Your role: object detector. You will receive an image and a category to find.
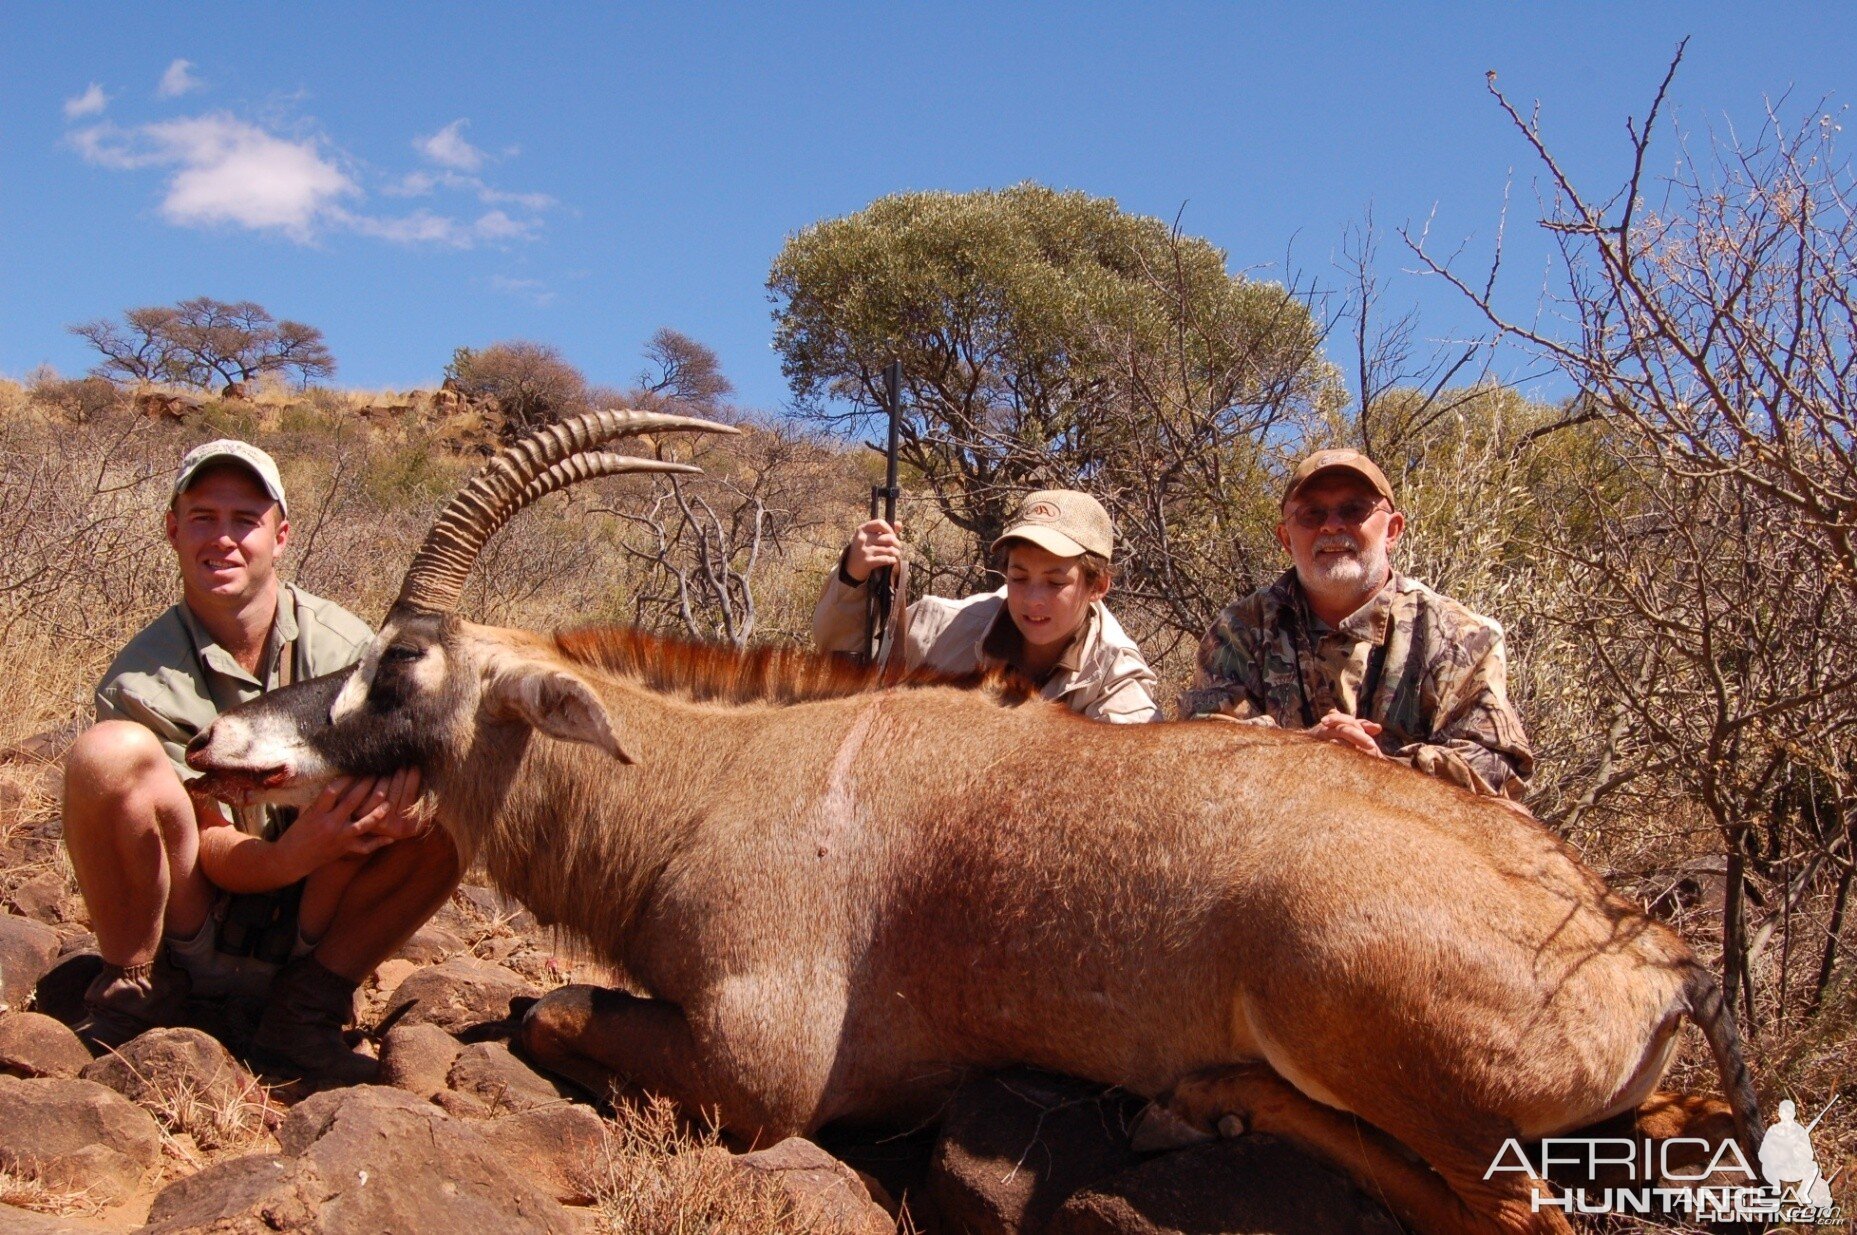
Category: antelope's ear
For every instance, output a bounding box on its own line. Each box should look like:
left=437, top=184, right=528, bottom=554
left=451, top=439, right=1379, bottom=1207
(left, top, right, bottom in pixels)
left=486, top=662, right=632, bottom=764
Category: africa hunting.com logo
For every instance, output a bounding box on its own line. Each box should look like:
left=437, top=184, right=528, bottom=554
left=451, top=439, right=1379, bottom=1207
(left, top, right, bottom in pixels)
left=1484, top=1095, right=1846, bottom=1226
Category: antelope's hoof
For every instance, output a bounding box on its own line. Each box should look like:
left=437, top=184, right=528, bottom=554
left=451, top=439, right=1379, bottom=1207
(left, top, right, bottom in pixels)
left=1130, top=1102, right=1216, bottom=1153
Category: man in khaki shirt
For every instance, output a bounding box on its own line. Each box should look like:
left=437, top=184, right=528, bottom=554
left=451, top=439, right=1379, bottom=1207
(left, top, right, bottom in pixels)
left=813, top=489, right=1160, bottom=723
left=62, top=441, right=458, bottom=1077
left=1179, top=450, right=1534, bottom=800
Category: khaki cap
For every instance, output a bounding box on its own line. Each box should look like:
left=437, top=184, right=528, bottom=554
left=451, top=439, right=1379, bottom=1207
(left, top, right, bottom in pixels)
left=990, top=489, right=1114, bottom=561
left=173, top=440, right=289, bottom=517
left=1282, top=449, right=1394, bottom=509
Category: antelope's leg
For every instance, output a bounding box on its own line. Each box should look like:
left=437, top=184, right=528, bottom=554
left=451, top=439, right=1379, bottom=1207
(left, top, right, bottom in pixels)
left=518, top=984, right=696, bottom=1101
left=521, top=982, right=777, bottom=1122
left=1157, top=1063, right=1574, bottom=1235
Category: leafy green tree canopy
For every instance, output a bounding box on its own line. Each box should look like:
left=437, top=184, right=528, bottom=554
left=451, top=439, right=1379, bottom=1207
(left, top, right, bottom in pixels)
left=769, top=182, right=1336, bottom=596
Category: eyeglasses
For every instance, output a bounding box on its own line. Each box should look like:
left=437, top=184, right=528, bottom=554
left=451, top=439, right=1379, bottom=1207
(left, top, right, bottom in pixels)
left=1286, top=498, right=1388, bottom=530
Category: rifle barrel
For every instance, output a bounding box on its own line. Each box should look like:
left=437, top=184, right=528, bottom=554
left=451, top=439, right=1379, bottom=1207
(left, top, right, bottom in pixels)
left=882, top=360, right=902, bottom=523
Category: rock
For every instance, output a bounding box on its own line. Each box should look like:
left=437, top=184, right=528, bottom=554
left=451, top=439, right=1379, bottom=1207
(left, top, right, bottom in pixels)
left=141, top=1153, right=322, bottom=1234
left=267, top=1084, right=575, bottom=1233
left=367, top=957, right=418, bottom=1000
left=0, top=913, right=61, bottom=1012
left=7, top=872, right=69, bottom=925
left=445, top=1040, right=575, bottom=1114
left=31, top=950, right=101, bottom=1025
left=730, top=1137, right=895, bottom=1235
left=433, top=1086, right=493, bottom=1118
left=930, top=1069, right=1145, bottom=1234
left=1049, top=1137, right=1402, bottom=1235
left=392, top=919, right=466, bottom=964
left=0, top=1076, right=162, bottom=1202
left=380, top=955, right=537, bottom=1035
left=377, top=1020, right=462, bottom=1099
left=1, top=721, right=82, bottom=764
left=80, top=1026, right=258, bottom=1114
left=0, top=1012, right=92, bottom=1078
left=456, top=883, right=537, bottom=929
left=133, top=391, right=203, bottom=421
left=483, top=1103, right=606, bottom=1202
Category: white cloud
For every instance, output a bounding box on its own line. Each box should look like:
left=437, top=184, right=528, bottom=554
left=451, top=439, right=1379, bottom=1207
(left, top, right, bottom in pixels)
left=417, top=119, right=485, bottom=172
left=70, top=108, right=552, bottom=249
left=339, top=207, right=539, bottom=248
left=63, top=84, right=109, bottom=119
left=158, top=59, right=203, bottom=98
left=71, top=113, right=356, bottom=240
left=385, top=167, right=555, bottom=212
left=340, top=208, right=471, bottom=245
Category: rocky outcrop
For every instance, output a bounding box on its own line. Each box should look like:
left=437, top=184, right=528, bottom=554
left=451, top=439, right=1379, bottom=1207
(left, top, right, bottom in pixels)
left=80, top=1026, right=258, bottom=1114
left=142, top=1084, right=577, bottom=1234
left=379, top=955, right=537, bottom=1035
left=0, top=1012, right=92, bottom=1079
left=0, top=1076, right=162, bottom=1202
left=0, top=912, right=61, bottom=1012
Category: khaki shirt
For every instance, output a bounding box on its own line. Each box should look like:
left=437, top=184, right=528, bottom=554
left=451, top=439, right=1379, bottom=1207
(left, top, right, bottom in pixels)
left=1179, top=569, right=1534, bottom=799
left=95, top=585, right=374, bottom=829
left=812, top=574, right=1161, bottom=723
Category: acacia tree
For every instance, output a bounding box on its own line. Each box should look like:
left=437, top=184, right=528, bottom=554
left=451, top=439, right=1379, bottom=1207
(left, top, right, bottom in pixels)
left=70, top=297, right=334, bottom=390
left=769, top=184, right=1338, bottom=615
left=635, top=327, right=734, bottom=413
left=1411, top=47, right=1857, bottom=1028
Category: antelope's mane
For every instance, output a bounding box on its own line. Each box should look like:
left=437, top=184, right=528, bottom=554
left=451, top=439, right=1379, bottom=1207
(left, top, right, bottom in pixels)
left=552, top=625, right=1034, bottom=709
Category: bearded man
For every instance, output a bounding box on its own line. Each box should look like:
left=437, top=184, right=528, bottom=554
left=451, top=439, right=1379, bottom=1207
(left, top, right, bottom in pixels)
left=1179, top=449, right=1533, bottom=802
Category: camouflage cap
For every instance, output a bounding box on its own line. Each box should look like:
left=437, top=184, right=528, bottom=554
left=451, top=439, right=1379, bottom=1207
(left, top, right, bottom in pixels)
left=1282, top=449, right=1395, bottom=510
left=172, top=439, right=288, bottom=518
left=990, top=489, right=1114, bottom=561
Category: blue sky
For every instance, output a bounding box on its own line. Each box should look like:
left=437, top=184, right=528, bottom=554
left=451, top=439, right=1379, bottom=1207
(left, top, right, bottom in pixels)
left=3, top=4, right=1851, bottom=413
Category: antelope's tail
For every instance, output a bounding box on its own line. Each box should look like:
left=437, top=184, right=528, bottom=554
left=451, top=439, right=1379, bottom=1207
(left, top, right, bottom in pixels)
left=1683, top=961, right=1763, bottom=1165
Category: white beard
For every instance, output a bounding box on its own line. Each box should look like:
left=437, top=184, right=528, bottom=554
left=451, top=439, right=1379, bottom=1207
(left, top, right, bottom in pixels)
left=1304, top=537, right=1388, bottom=599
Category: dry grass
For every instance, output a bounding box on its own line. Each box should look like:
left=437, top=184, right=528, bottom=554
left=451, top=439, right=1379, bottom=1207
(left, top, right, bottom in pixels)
left=87, top=1043, right=282, bottom=1180
left=142, top=1072, right=280, bottom=1165
left=0, top=1163, right=110, bottom=1218
left=572, top=1094, right=892, bottom=1235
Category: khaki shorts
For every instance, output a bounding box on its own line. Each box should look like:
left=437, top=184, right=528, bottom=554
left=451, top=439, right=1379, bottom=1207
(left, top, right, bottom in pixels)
left=166, top=899, right=312, bottom=1000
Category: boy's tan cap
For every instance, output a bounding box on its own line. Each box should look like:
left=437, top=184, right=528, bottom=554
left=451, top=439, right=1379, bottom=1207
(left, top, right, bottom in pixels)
left=1282, top=449, right=1394, bottom=509
left=989, top=489, right=1114, bottom=561
left=173, top=439, right=289, bottom=517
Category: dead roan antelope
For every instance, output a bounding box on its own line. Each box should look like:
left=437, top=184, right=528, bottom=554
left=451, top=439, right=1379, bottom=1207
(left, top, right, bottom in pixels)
left=187, top=411, right=1760, bottom=1235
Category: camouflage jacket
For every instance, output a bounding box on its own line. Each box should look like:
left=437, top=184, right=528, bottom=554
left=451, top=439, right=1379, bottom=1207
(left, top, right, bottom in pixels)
left=1178, top=569, right=1534, bottom=799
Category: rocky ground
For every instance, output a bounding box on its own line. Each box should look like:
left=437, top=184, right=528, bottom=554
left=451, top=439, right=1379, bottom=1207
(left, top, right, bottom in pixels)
left=0, top=752, right=1401, bottom=1234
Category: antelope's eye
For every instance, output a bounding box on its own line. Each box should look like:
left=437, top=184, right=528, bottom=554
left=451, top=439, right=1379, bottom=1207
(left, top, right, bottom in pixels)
left=382, top=645, right=423, bottom=664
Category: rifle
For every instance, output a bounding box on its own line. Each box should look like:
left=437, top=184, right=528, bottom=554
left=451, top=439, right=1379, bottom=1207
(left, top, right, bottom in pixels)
left=864, top=360, right=904, bottom=668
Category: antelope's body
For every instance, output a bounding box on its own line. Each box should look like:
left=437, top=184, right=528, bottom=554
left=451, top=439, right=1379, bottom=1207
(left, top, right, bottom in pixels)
left=186, top=412, right=1760, bottom=1235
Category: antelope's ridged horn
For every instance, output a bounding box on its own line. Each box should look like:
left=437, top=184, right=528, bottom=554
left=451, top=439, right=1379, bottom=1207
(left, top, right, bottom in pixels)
left=517, top=452, right=701, bottom=507
left=393, top=409, right=738, bottom=617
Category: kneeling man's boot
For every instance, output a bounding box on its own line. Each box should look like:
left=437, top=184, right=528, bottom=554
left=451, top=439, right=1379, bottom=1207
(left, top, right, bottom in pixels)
left=251, top=956, right=378, bottom=1084
left=73, top=951, right=190, bottom=1053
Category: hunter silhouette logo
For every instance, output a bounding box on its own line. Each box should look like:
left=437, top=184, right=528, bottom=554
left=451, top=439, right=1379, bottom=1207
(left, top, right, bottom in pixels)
left=1026, top=501, right=1060, bottom=520
left=1760, top=1097, right=1839, bottom=1210
left=1483, top=1093, right=1845, bottom=1224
